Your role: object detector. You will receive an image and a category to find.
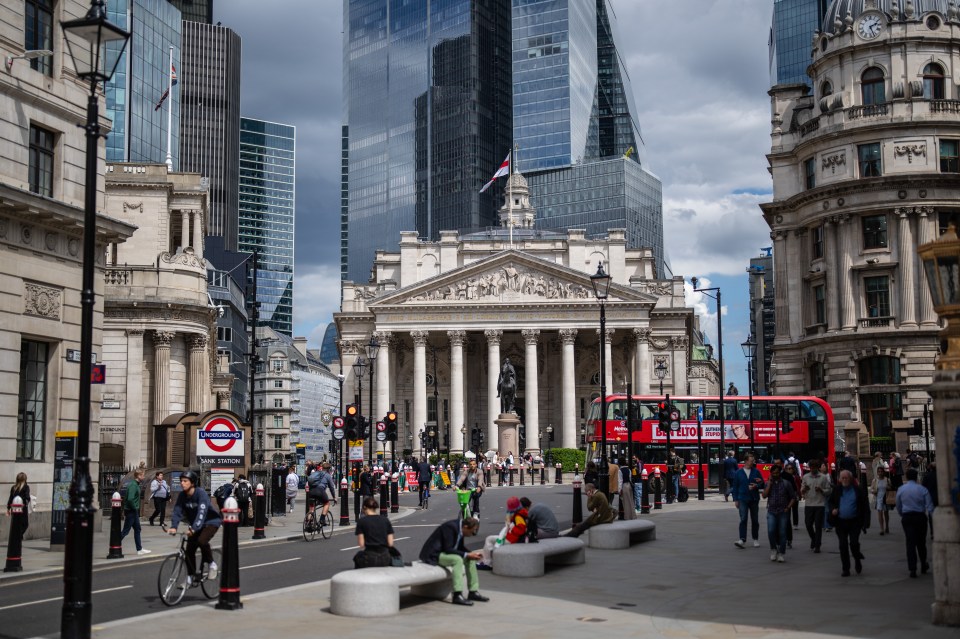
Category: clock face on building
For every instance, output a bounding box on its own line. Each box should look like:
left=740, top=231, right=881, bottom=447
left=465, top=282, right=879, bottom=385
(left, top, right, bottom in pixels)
left=857, top=14, right=883, bottom=40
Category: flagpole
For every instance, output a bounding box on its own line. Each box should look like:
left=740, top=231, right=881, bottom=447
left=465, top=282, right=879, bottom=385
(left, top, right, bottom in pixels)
left=165, top=46, right=174, bottom=171
left=509, top=144, right=516, bottom=249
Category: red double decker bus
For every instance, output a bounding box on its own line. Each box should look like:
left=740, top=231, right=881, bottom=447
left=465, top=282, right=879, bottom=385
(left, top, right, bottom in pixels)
left=586, top=394, right=836, bottom=486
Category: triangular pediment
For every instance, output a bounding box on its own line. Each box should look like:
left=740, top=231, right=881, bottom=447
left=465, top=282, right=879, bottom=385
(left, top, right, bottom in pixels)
left=369, top=251, right=657, bottom=308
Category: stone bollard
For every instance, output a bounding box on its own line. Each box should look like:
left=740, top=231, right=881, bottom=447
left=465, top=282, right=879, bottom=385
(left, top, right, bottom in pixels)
left=340, top=478, right=351, bottom=526
left=216, top=496, right=243, bottom=610
left=379, top=475, right=389, bottom=516
left=107, top=491, right=123, bottom=558
left=572, top=477, right=583, bottom=526
left=390, top=472, right=399, bottom=514
left=252, top=484, right=266, bottom=539
left=540, top=462, right=546, bottom=485
left=509, top=464, right=515, bottom=486
left=4, top=496, right=25, bottom=572
left=653, top=467, right=663, bottom=510
left=641, top=469, right=651, bottom=514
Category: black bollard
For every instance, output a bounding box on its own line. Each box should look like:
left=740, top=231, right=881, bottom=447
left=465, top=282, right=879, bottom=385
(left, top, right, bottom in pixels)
left=571, top=478, right=583, bottom=526
left=555, top=463, right=562, bottom=484
left=641, top=470, right=651, bottom=514
left=390, top=472, right=399, bottom=514
left=216, top=497, right=243, bottom=610
left=353, top=482, right=361, bottom=521
left=106, top=491, right=123, bottom=558
left=498, top=465, right=504, bottom=487
left=4, top=496, right=25, bottom=572
left=540, top=462, right=546, bottom=485
left=339, top=478, right=350, bottom=526
left=653, top=470, right=663, bottom=510
left=379, top=475, right=389, bottom=516
left=252, top=484, right=266, bottom=540
left=520, top=462, right=525, bottom=486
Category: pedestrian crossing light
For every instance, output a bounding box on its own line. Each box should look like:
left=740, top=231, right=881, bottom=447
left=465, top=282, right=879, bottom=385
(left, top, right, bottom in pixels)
left=345, top=404, right=359, bottom=439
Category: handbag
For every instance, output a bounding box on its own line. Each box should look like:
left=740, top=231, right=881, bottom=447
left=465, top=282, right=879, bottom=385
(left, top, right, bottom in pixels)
left=884, top=491, right=896, bottom=507
left=388, top=546, right=405, bottom=568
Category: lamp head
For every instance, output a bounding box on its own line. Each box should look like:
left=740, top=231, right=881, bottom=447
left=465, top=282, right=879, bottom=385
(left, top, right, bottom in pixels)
left=690, top=276, right=699, bottom=289
left=60, top=0, right=130, bottom=84
left=590, top=261, right=611, bottom=300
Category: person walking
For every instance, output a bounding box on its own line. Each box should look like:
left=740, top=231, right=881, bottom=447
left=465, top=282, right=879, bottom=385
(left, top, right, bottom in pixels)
left=763, top=464, right=797, bottom=562
left=419, top=517, right=489, bottom=606
left=921, top=462, right=938, bottom=540
left=895, top=468, right=935, bottom=578
left=869, top=466, right=891, bottom=535
left=456, top=458, right=486, bottom=517
left=285, top=466, right=300, bottom=513
left=120, top=468, right=150, bottom=555
left=731, top=453, right=764, bottom=549
left=782, top=462, right=802, bottom=547
left=417, top=457, right=432, bottom=508
left=666, top=448, right=685, bottom=504
left=828, top=470, right=870, bottom=577
left=801, top=458, right=832, bottom=553
left=233, top=474, right=252, bottom=526
left=631, top=455, right=644, bottom=513
left=6, top=472, right=31, bottom=542
left=148, top=471, right=170, bottom=527
left=722, top=450, right=738, bottom=502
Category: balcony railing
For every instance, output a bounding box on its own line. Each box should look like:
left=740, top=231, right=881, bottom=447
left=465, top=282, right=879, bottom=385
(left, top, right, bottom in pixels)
left=859, top=315, right=894, bottom=329
left=930, top=99, right=960, bottom=114
left=846, top=103, right=889, bottom=120
left=105, top=268, right=131, bottom=285
left=799, top=117, right=820, bottom=137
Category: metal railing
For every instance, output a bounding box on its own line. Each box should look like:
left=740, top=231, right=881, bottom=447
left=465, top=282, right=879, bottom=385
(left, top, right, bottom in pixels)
left=859, top=315, right=894, bottom=328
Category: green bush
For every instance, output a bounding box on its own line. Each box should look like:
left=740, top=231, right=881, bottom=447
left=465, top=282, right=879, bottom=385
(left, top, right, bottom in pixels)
left=549, top=448, right=585, bottom=471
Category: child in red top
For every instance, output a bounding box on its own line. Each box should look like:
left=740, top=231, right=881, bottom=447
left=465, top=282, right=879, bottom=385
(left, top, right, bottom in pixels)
left=478, top=496, right=529, bottom=569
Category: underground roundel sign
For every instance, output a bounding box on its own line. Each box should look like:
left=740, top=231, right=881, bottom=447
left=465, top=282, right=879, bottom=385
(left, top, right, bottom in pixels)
left=196, top=415, right=245, bottom=466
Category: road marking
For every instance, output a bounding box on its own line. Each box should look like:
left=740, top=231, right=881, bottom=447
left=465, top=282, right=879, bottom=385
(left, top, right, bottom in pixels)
left=340, top=536, right=410, bottom=552
left=240, top=557, right=301, bottom=570
left=0, top=585, right=131, bottom=611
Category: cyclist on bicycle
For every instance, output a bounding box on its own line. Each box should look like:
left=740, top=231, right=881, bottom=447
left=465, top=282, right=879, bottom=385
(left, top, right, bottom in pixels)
left=166, top=470, right=220, bottom=584
left=456, top=458, right=486, bottom=517
left=306, top=462, right=338, bottom=525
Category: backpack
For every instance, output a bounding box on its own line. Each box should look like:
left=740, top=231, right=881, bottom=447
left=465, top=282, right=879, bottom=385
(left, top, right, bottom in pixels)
left=234, top=481, right=251, bottom=502
left=213, top=483, right=232, bottom=507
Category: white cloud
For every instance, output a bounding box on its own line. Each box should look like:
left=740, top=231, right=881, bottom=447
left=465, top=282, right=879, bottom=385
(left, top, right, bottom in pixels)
left=684, top=277, right=729, bottom=348
left=292, top=263, right=342, bottom=347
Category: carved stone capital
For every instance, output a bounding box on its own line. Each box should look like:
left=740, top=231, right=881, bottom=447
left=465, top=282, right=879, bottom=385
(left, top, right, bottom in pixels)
left=338, top=339, right=361, bottom=355
left=126, top=328, right=145, bottom=337
left=372, top=331, right=393, bottom=349
left=671, top=335, right=689, bottom=350
left=411, top=330, right=429, bottom=347
left=633, top=327, right=652, bottom=343
left=521, top=329, right=540, bottom=344
left=484, top=329, right=503, bottom=345
left=559, top=328, right=578, bottom=345
left=447, top=330, right=467, bottom=347
left=153, top=331, right=175, bottom=348
left=188, top=333, right=209, bottom=351
left=595, top=327, right=615, bottom=341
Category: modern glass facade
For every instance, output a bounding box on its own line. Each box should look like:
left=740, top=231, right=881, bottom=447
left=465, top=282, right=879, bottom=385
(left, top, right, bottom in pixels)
left=769, top=0, right=828, bottom=87
left=105, top=0, right=182, bottom=167
left=342, top=0, right=513, bottom=282
left=238, top=117, right=296, bottom=337
left=166, top=0, right=213, bottom=24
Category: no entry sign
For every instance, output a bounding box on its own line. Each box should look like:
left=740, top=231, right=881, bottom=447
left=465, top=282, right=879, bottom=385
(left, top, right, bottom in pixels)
left=196, top=415, right=245, bottom=466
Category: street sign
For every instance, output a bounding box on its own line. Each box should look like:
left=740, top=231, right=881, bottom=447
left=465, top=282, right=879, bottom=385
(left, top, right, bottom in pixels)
left=333, top=428, right=345, bottom=440
left=376, top=421, right=386, bottom=432
left=697, top=405, right=704, bottom=422
left=333, top=416, right=344, bottom=429
left=376, top=431, right=387, bottom=442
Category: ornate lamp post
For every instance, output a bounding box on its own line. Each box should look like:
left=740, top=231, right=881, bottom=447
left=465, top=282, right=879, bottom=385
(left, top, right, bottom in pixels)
left=918, top=224, right=960, bottom=626
left=591, top=261, right=612, bottom=499
left=460, top=424, right=467, bottom=458
left=654, top=358, right=668, bottom=395
left=59, top=3, right=130, bottom=637
left=741, top=338, right=757, bottom=454
left=352, top=357, right=366, bottom=473
left=545, top=425, right=554, bottom=464
left=365, top=336, right=380, bottom=463
left=691, top=277, right=725, bottom=486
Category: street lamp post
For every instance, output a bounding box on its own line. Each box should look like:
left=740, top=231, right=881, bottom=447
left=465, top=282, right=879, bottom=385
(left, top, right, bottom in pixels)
left=591, top=262, right=612, bottom=500
left=352, top=357, right=366, bottom=477
left=337, top=373, right=345, bottom=478
left=365, top=336, right=380, bottom=464
left=546, top=425, right=554, bottom=464
left=654, top=359, right=667, bottom=395
left=742, top=338, right=757, bottom=455
left=460, top=425, right=467, bottom=460
left=691, top=277, right=725, bottom=491
left=59, top=3, right=130, bottom=637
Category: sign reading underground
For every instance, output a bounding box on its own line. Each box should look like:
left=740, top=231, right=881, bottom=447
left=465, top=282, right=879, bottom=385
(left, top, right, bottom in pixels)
left=196, top=415, right=246, bottom=466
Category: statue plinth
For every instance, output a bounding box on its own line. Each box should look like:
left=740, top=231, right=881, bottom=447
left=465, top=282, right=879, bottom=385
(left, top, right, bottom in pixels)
left=495, top=412, right=521, bottom=458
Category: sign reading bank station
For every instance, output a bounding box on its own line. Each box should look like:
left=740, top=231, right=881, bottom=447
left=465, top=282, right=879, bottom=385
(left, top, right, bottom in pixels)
left=196, top=414, right=245, bottom=466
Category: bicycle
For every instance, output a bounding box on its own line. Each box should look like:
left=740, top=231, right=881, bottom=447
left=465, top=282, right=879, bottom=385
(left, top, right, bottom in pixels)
left=302, top=497, right=335, bottom=541
left=455, top=487, right=476, bottom=520
left=157, top=530, right=221, bottom=606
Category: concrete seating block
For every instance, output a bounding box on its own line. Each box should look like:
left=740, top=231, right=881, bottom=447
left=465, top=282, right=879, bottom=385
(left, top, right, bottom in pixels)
left=491, top=537, right=585, bottom=578
left=586, top=519, right=656, bottom=549
left=330, top=562, right=450, bottom=617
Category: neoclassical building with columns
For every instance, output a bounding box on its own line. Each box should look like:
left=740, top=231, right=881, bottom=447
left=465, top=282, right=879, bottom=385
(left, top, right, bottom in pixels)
left=336, top=172, right=706, bottom=456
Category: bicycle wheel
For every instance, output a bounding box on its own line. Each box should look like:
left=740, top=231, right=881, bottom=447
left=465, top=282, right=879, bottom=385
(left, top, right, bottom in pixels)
left=303, top=511, right=318, bottom=542
left=201, top=548, right=222, bottom=599
left=320, top=510, right=334, bottom=539
left=158, top=554, right=188, bottom=606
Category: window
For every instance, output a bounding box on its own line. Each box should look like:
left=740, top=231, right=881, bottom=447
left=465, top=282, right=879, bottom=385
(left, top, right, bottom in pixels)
left=862, top=215, right=888, bottom=249
left=859, top=356, right=901, bottom=385
left=812, top=225, right=824, bottom=259
left=274, top=415, right=283, bottom=429
left=17, top=340, right=48, bottom=461
left=272, top=359, right=283, bottom=373
left=273, top=435, right=283, bottom=449
left=809, top=362, right=826, bottom=390
left=860, top=392, right=902, bottom=437
left=29, top=125, right=55, bottom=197
left=858, top=143, right=882, bottom=177
left=274, top=398, right=283, bottom=408
left=814, top=285, right=826, bottom=324
left=864, top=276, right=891, bottom=317
left=216, top=326, right=232, bottom=342
left=804, top=157, right=816, bottom=189
left=861, top=67, right=885, bottom=105
left=427, top=396, right=437, bottom=423
left=940, top=140, right=959, bottom=172
left=25, top=0, right=54, bottom=76
left=820, top=80, right=833, bottom=98
left=923, top=63, right=946, bottom=99
left=273, top=379, right=283, bottom=388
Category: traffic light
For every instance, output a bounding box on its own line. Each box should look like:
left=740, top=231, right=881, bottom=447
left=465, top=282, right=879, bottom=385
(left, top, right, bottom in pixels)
left=658, top=401, right=669, bottom=433
left=362, top=416, right=371, bottom=438
left=345, top=404, right=359, bottom=439
left=385, top=410, right=398, bottom=441
left=781, top=417, right=793, bottom=434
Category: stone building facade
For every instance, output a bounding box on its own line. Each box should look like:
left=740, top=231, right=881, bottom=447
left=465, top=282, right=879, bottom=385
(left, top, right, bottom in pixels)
left=761, top=0, right=952, bottom=448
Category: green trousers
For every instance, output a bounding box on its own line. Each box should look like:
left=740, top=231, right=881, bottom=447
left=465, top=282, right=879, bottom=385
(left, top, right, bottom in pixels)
left=438, top=552, right=479, bottom=594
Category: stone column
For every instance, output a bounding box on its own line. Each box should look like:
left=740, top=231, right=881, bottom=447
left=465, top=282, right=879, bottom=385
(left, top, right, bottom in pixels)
left=824, top=218, right=840, bottom=331
left=788, top=229, right=806, bottom=339
left=604, top=328, right=614, bottom=394
left=411, top=331, right=428, bottom=457
left=897, top=208, right=918, bottom=327
left=839, top=215, right=857, bottom=330
left=192, top=210, right=203, bottom=258
left=772, top=230, right=790, bottom=341
left=560, top=329, right=577, bottom=449
left=448, top=330, right=466, bottom=454
left=634, top=328, right=650, bottom=394
left=672, top=336, right=689, bottom=395
left=188, top=333, right=209, bottom=413
left=180, top=210, right=189, bottom=250
left=485, top=329, right=502, bottom=447
left=522, top=329, right=540, bottom=453
left=124, top=329, right=144, bottom=468
left=374, top=331, right=391, bottom=419
left=918, top=207, right=939, bottom=326
left=152, top=331, right=174, bottom=425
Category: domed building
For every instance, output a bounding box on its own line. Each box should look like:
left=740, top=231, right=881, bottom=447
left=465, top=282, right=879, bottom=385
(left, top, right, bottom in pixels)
left=761, top=0, right=956, bottom=452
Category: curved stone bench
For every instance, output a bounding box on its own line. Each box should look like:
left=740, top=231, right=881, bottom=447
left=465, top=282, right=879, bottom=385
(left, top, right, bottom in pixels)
left=491, top=537, right=585, bottom=578
left=330, top=562, right=450, bottom=617
left=585, top=519, right=656, bottom=549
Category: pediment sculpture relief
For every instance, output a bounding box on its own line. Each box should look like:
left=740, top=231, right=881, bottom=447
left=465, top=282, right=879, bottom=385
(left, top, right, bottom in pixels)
left=409, top=263, right=593, bottom=302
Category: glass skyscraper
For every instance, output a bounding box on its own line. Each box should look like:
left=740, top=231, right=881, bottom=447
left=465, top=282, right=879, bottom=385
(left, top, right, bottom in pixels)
left=342, top=0, right=513, bottom=282
left=769, top=0, right=829, bottom=87
left=238, top=117, right=296, bottom=337
left=167, top=0, right=213, bottom=24
left=104, top=0, right=182, bottom=167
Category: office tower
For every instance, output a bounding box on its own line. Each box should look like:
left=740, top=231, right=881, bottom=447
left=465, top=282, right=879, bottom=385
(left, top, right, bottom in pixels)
left=180, top=20, right=241, bottom=250
left=238, top=117, right=296, bottom=337
left=515, top=0, right=665, bottom=275
left=769, top=0, right=829, bottom=86
left=104, top=0, right=182, bottom=166
left=167, top=0, right=213, bottom=24
left=747, top=249, right=774, bottom=395
left=342, top=0, right=512, bottom=282
left=206, top=236, right=251, bottom=417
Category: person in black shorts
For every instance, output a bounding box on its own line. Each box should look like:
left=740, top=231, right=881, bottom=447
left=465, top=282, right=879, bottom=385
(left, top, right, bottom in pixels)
left=353, top=497, right=395, bottom=568
left=306, top=462, right=338, bottom=524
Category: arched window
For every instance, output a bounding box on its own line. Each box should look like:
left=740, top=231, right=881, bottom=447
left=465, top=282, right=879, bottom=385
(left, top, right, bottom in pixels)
left=861, top=67, right=886, bottom=105
left=820, top=80, right=833, bottom=99
left=923, top=62, right=945, bottom=99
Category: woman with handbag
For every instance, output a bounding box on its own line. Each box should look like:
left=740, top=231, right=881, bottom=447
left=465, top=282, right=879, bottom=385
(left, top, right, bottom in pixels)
left=6, top=472, right=31, bottom=540
left=871, top=467, right=893, bottom=534
left=353, top=497, right=396, bottom=568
